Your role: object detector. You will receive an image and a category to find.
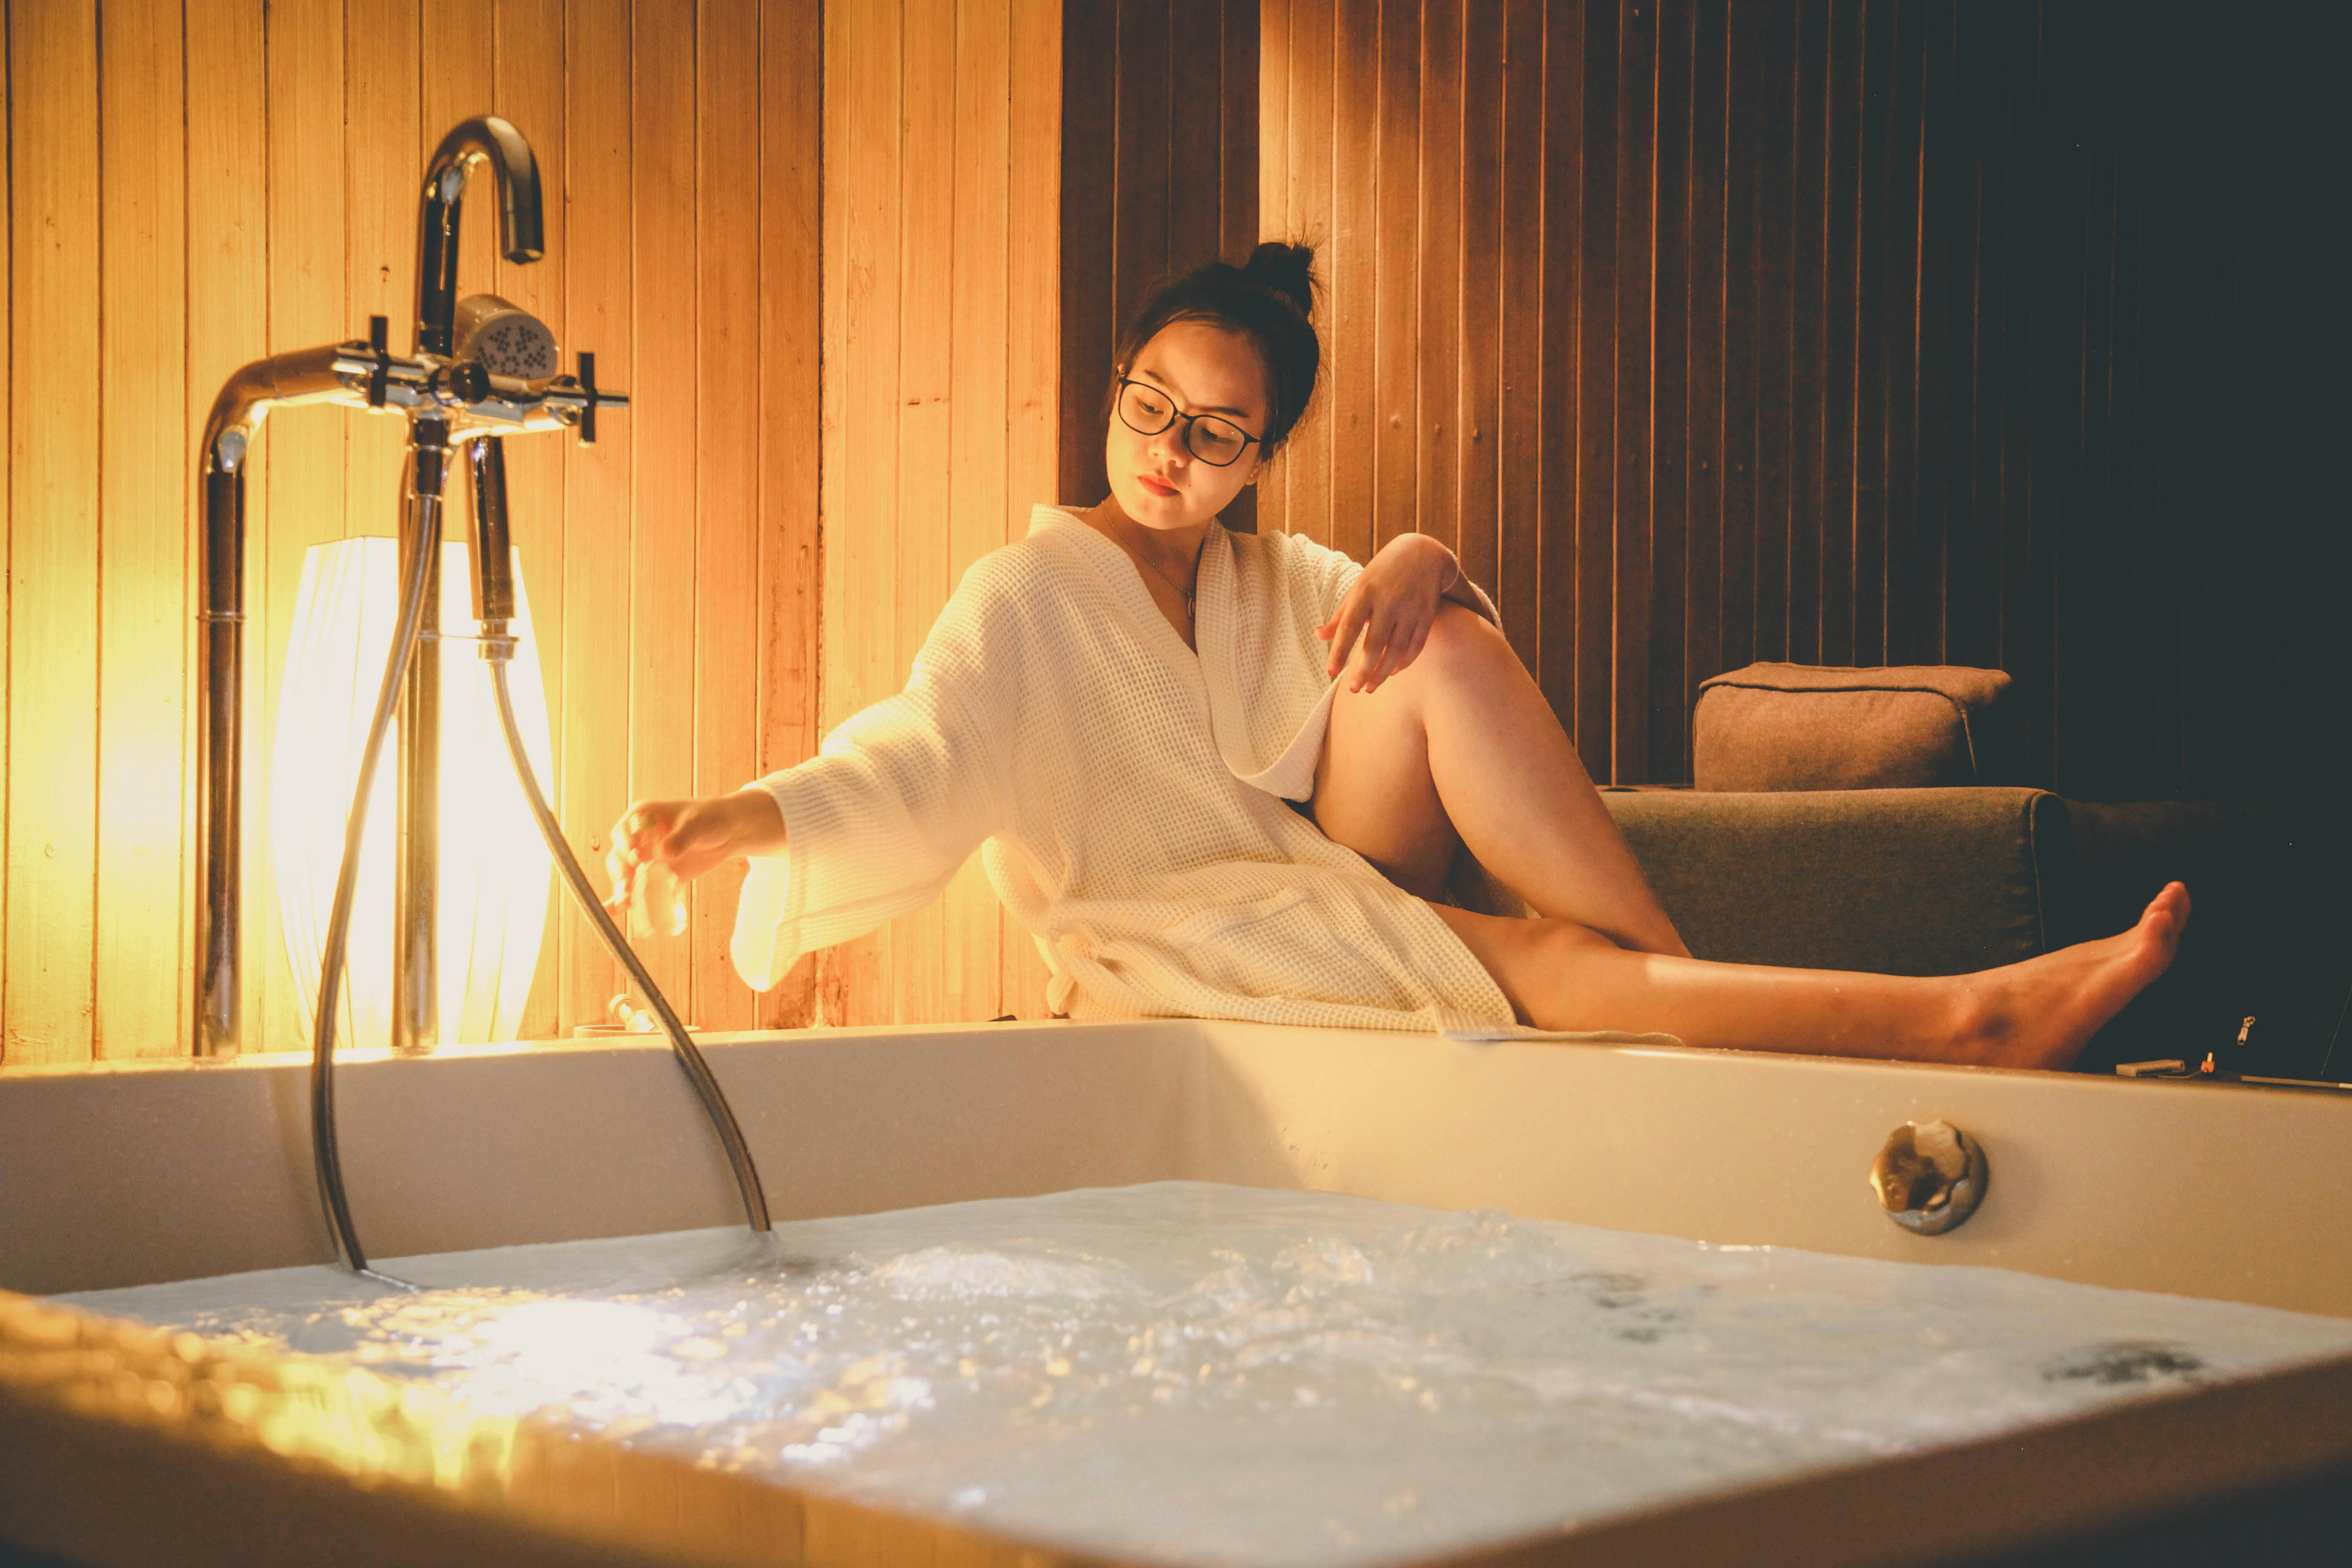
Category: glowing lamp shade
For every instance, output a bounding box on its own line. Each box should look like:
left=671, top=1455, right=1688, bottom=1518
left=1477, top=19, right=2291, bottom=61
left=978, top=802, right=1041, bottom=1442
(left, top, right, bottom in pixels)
left=270, top=537, right=555, bottom=1049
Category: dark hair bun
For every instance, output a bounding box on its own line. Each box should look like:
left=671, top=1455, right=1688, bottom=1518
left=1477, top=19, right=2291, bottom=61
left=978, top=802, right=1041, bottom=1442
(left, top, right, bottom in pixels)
left=1244, top=242, right=1317, bottom=320
left=1107, top=239, right=1326, bottom=453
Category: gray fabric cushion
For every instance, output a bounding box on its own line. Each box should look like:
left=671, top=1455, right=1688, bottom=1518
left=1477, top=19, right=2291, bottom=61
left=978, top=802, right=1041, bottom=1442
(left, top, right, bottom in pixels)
left=1600, top=787, right=2079, bottom=976
left=1693, top=663, right=2021, bottom=790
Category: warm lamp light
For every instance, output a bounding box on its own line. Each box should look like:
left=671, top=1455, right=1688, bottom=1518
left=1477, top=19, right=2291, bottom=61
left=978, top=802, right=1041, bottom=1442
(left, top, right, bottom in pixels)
left=270, top=537, right=555, bottom=1049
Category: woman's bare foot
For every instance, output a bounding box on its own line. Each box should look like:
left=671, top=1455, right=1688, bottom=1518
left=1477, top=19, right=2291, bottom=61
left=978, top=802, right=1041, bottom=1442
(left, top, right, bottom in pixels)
left=1948, top=882, right=2191, bottom=1069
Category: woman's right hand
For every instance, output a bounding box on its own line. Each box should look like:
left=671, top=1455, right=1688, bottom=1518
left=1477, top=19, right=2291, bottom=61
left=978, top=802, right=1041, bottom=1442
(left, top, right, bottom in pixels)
left=604, top=790, right=787, bottom=913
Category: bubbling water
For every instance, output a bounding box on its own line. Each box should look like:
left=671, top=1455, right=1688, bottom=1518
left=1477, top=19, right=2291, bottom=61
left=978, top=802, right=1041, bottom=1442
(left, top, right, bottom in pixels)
left=61, top=1183, right=2352, bottom=1568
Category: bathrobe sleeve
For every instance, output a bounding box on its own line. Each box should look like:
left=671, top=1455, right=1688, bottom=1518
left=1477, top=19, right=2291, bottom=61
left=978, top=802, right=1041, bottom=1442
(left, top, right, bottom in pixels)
left=729, top=565, right=1019, bottom=990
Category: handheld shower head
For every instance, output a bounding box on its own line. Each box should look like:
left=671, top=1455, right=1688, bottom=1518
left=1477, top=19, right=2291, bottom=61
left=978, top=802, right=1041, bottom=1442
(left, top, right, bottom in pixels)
left=453, top=294, right=559, bottom=379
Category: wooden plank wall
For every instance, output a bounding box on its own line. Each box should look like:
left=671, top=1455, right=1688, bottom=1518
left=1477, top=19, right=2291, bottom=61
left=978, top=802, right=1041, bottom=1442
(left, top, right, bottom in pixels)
left=1059, top=0, right=1261, bottom=527
left=0, top=0, right=825, bottom=1065
left=1259, top=0, right=2349, bottom=805
left=816, top=0, right=1062, bottom=1027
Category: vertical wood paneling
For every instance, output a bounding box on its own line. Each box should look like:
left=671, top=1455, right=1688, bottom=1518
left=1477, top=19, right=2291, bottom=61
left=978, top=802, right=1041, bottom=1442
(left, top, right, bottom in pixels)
left=1056, top=0, right=1117, bottom=509
left=821, top=0, right=1066, bottom=1028
left=1001, top=0, right=1061, bottom=1019
left=260, top=0, right=347, bottom=1055
left=1680, top=0, right=1728, bottom=768
left=891, top=0, right=955, bottom=1026
left=1850, top=0, right=1898, bottom=669
left=1371, top=0, right=1419, bottom=553
left=1647, top=0, right=1691, bottom=782
left=1571, top=2, right=1616, bottom=765
left=822, top=0, right=899, bottom=1023
left=1286, top=0, right=1334, bottom=552
left=1536, top=0, right=1582, bottom=721
left=349, top=0, right=421, bottom=542
left=1818, top=0, right=1862, bottom=669
left=1170, top=2, right=1225, bottom=287
left=1494, top=0, right=1543, bottom=669
left=5, top=2, right=101, bottom=1063
left=629, top=1, right=699, bottom=1011
left=1413, top=0, right=1460, bottom=562
left=1453, top=0, right=1502, bottom=605
left=756, top=0, right=823, bottom=1029
left=558, top=0, right=633, bottom=1035
left=695, top=0, right=761, bottom=1033
left=0, top=0, right=12, bottom=1056
left=1609, top=0, right=1653, bottom=783
left=1114, top=0, right=1173, bottom=347
left=1784, top=0, right=1827, bottom=667
left=493, top=0, right=569, bottom=1044
left=422, top=0, right=499, bottom=323
left=1903, top=0, right=1956, bottom=667
left=1264, top=0, right=2346, bottom=800
left=1221, top=0, right=1261, bottom=266
left=946, top=0, right=1013, bottom=1024
left=1326, top=0, right=1376, bottom=566
left=1256, top=0, right=1292, bottom=539
left=94, top=0, right=189, bottom=1059
left=1059, top=0, right=1261, bottom=522
left=3, top=0, right=899, bottom=1060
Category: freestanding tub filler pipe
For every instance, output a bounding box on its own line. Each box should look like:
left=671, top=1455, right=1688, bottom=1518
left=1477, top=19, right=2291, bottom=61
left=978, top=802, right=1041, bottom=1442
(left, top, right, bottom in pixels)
left=194, top=117, right=771, bottom=1277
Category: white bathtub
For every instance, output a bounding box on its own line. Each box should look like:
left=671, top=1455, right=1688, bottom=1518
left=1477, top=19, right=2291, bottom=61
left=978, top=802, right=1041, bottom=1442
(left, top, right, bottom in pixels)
left=3, top=1020, right=2348, bottom=1566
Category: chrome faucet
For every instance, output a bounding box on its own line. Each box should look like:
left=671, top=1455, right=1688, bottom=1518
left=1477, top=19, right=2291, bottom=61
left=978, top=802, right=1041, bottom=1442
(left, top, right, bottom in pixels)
left=194, top=118, right=768, bottom=1278
left=193, top=115, right=624, bottom=1060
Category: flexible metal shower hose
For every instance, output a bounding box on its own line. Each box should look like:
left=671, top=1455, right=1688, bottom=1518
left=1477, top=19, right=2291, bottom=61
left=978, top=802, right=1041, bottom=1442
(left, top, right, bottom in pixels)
left=307, top=527, right=772, bottom=1282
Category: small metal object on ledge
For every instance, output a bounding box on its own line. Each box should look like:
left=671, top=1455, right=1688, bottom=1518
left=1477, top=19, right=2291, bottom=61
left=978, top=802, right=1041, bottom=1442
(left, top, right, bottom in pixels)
left=1870, top=1119, right=1989, bottom=1236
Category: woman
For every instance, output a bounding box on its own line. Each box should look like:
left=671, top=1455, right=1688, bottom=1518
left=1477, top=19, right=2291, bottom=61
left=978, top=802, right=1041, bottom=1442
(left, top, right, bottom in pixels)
left=611, top=243, right=2186, bottom=1066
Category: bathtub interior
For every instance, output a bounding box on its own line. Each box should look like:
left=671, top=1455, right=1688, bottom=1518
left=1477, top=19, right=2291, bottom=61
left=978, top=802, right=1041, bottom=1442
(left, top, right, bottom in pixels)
left=3, top=1019, right=2350, bottom=1568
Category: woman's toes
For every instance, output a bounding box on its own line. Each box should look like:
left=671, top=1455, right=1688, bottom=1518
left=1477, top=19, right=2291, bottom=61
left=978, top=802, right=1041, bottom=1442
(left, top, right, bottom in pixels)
left=2134, top=881, right=2191, bottom=965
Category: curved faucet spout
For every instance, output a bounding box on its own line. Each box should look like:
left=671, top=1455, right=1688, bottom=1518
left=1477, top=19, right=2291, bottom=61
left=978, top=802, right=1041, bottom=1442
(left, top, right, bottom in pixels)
left=415, top=115, right=545, bottom=357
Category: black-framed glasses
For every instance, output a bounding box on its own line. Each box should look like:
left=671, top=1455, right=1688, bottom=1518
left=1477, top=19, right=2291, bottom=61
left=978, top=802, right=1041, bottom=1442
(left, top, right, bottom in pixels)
left=1114, top=378, right=1262, bottom=467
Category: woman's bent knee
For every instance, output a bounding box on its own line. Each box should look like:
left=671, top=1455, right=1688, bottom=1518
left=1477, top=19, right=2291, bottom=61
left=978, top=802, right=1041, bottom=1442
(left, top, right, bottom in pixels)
left=1435, top=907, right=1627, bottom=1029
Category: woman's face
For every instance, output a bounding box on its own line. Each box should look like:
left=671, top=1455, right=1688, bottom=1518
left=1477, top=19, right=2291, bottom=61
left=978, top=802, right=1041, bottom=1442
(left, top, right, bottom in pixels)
left=1103, top=319, right=1272, bottom=533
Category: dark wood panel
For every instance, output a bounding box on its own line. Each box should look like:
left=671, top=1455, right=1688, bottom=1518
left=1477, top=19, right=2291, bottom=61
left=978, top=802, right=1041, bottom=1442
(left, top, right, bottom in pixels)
left=1648, top=0, right=1693, bottom=783
left=1494, top=0, right=1544, bottom=671
left=1414, top=0, right=1461, bottom=562
left=1610, top=0, right=1654, bottom=783
left=1535, top=0, right=1583, bottom=717
left=1571, top=0, right=1616, bottom=766
left=1372, top=0, right=1420, bottom=552
left=1061, top=0, right=1261, bottom=518
left=1819, top=0, right=1863, bottom=668
left=1258, top=0, right=2345, bottom=801
left=1681, top=0, right=1728, bottom=766
left=1326, top=0, right=1378, bottom=565
left=1456, top=0, right=1504, bottom=602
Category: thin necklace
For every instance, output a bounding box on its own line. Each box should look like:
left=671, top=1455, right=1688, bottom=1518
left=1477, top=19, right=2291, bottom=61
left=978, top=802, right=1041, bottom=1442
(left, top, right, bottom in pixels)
left=1126, top=530, right=1205, bottom=621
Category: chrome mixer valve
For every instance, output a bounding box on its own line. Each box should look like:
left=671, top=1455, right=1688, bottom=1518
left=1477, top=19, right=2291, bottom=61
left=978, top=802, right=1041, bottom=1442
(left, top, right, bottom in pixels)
left=191, top=115, right=767, bottom=1284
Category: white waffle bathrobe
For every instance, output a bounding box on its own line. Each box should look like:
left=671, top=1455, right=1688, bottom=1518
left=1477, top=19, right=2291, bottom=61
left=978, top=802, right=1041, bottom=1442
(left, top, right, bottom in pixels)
left=731, top=505, right=1518, bottom=1032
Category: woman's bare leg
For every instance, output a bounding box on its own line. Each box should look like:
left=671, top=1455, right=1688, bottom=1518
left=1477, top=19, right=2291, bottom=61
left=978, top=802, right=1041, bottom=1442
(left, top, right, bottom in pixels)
left=1311, top=601, right=2190, bottom=1068
left=1313, top=604, right=1688, bottom=955
left=1431, top=885, right=2189, bottom=1068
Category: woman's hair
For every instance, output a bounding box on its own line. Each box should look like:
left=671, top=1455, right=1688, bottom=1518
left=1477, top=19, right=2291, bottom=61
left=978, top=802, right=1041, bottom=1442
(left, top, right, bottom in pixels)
left=1109, top=241, right=1322, bottom=454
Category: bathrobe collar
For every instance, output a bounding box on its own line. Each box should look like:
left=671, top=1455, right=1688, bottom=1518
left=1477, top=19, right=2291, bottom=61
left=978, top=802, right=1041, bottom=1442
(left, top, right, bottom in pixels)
left=1029, top=505, right=1334, bottom=802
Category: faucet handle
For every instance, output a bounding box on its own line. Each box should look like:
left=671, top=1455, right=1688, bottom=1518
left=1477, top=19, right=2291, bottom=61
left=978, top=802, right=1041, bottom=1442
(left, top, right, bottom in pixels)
left=578, top=351, right=600, bottom=445
left=365, top=315, right=392, bottom=408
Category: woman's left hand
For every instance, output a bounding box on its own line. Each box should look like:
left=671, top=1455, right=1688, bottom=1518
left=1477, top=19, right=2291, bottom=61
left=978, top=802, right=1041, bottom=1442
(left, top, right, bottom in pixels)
left=1317, top=533, right=1459, bottom=693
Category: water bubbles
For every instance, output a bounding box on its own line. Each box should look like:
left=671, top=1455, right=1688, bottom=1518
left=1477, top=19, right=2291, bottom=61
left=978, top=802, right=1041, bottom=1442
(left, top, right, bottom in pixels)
left=61, top=1183, right=2352, bottom=1568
